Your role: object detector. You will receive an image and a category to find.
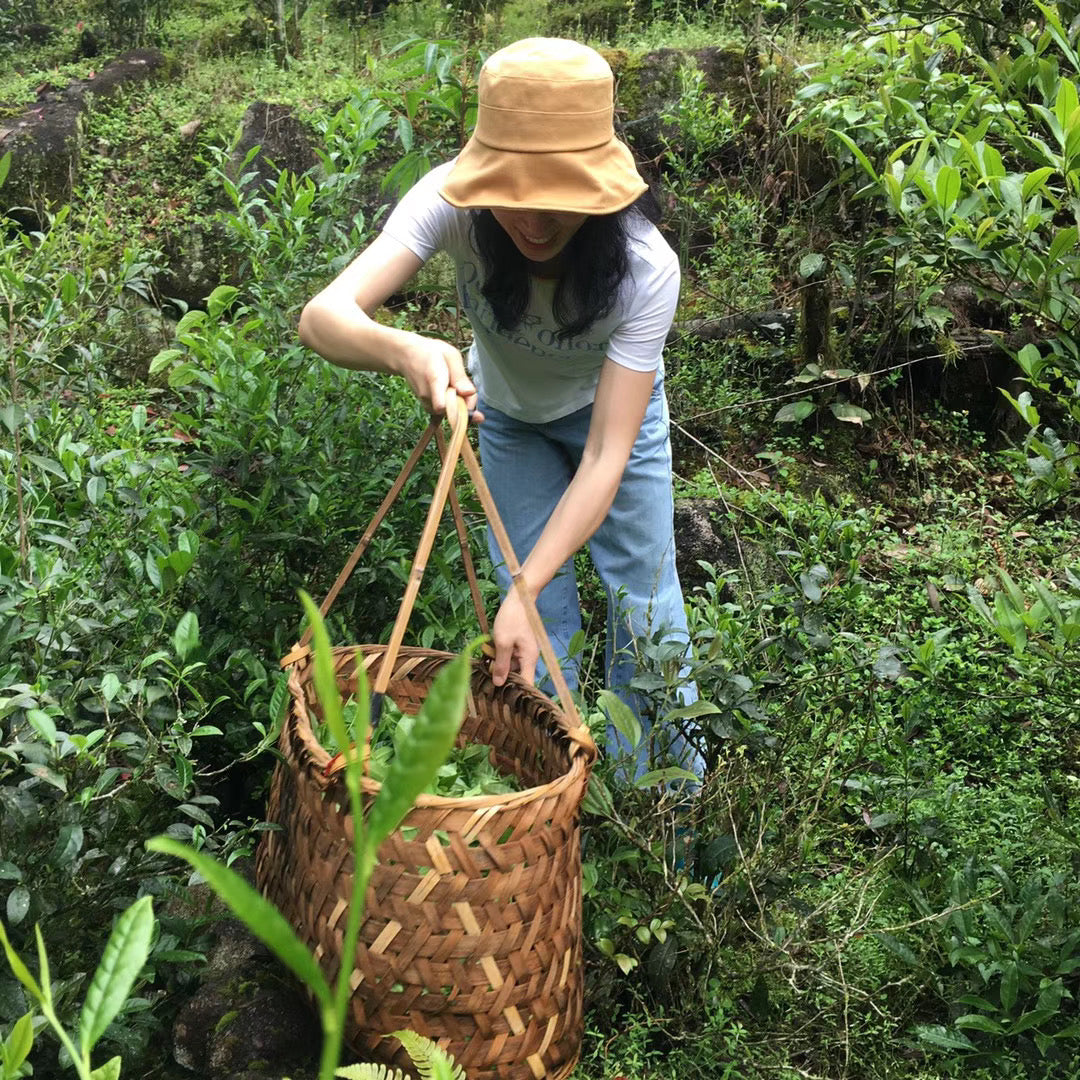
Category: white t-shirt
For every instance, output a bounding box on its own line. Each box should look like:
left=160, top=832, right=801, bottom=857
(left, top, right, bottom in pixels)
left=382, top=161, right=680, bottom=424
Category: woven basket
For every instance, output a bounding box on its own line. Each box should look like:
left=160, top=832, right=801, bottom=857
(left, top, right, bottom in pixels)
left=255, top=399, right=597, bottom=1080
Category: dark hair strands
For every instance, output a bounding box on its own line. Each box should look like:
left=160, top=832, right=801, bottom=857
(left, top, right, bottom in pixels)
left=471, top=192, right=659, bottom=341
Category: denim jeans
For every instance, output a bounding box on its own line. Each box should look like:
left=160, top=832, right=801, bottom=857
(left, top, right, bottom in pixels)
left=477, top=378, right=704, bottom=779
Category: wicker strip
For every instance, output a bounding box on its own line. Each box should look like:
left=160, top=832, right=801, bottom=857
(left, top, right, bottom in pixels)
left=257, top=398, right=596, bottom=1080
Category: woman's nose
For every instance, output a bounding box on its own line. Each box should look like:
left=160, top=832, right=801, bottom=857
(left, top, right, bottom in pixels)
left=518, top=211, right=553, bottom=231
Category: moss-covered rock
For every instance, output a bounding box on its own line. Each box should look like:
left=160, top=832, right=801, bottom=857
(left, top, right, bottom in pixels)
left=0, top=48, right=168, bottom=226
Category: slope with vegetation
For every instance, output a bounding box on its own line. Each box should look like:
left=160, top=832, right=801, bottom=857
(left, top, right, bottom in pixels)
left=1, top=0, right=1078, bottom=1078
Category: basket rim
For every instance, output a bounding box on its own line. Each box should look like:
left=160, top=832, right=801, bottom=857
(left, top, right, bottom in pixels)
left=282, top=643, right=594, bottom=811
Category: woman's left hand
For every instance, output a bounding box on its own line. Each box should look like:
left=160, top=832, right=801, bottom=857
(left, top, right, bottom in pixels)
left=491, top=587, right=539, bottom=687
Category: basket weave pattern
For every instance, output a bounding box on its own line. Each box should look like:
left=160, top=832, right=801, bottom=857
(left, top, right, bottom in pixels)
left=256, top=644, right=591, bottom=1080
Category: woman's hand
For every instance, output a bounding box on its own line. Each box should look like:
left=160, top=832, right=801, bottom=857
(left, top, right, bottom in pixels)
left=397, top=334, right=481, bottom=419
left=491, top=586, right=539, bottom=687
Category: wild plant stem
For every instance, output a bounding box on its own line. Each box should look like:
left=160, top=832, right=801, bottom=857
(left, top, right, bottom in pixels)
left=6, top=298, right=27, bottom=564
left=320, top=718, right=371, bottom=1079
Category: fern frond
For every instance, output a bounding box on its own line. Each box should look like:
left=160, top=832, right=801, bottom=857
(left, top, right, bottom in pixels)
left=389, top=1029, right=466, bottom=1080
left=335, top=1065, right=410, bottom=1080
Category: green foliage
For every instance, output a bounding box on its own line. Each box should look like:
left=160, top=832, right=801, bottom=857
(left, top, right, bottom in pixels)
left=334, top=1029, right=464, bottom=1079
left=150, top=597, right=478, bottom=1080
left=332, top=697, right=519, bottom=797
left=377, top=39, right=479, bottom=199
left=790, top=7, right=1080, bottom=498
left=0, top=896, right=154, bottom=1080
left=3, top=8, right=1079, bottom=1079
left=90, top=0, right=169, bottom=47
left=910, top=865, right=1080, bottom=1071
left=659, top=61, right=750, bottom=267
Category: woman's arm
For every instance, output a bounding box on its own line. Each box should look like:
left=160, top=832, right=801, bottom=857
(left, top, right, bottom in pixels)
left=491, top=359, right=656, bottom=685
left=298, top=232, right=478, bottom=415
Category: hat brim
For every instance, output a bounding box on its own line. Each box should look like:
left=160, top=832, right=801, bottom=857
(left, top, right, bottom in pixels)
left=440, top=136, right=647, bottom=216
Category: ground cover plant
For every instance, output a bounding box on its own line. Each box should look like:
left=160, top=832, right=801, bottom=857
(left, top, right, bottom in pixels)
left=1, top=0, right=1078, bottom=1077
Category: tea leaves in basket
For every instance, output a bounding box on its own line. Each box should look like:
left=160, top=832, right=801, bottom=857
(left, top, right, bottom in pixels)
left=364, top=642, right=482, bottom=860
left=346, top=698, right=520, bottom=799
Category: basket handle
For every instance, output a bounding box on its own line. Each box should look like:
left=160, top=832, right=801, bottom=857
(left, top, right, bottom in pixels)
left=286, top=393, right=595, bottom=758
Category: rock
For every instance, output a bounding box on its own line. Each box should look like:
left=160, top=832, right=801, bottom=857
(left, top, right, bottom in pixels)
left=230, top=102, right=317, bottom=198
left=77, top=26, right=101, bottom=58
left=674, top=499, right=738, bottom=595
left=171, top=917, right=320, bottom=1078
left=157, top=215, right=234, bottom=314
left=178, top=118, right=203, bottom=139
left=0, top=48, right=168, bottom=227
left=9, top=22, right=57, bottom=45
left=611, top=46, right=754, bottom=164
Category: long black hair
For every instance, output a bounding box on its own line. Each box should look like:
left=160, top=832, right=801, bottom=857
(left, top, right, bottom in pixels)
left=471, top=191, right=660, bottom=341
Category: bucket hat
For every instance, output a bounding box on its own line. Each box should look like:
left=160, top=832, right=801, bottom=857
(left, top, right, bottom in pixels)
left=440, top=38, right=647, bottom=216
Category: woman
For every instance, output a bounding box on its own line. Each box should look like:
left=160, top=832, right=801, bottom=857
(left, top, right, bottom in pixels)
left=299, top=37, right=699, bottom=773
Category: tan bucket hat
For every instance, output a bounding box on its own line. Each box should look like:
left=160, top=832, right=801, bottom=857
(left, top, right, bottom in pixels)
left=440, top=37, right=648, bottom=216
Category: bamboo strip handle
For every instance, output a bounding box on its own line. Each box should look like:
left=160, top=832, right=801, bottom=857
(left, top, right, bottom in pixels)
left=372, top=393, right=471, bottom=695
left=459, top=437, right=593, bottom=754
left=295, top=421, right=438, bottom=653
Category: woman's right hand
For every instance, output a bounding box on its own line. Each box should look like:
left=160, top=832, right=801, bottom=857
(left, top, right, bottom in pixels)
left=398, top=334, right=481, bottom=420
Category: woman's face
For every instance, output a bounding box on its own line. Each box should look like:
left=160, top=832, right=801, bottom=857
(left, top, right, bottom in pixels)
left=490, top=208, right=588, bottom=264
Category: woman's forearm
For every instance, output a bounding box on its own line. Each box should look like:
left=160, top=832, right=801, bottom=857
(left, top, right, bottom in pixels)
left=298, top=293, right=416, bottom=376
left=519, top=452, right=623, bottom=596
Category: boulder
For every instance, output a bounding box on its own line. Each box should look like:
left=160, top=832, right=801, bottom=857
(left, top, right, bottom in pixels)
left=609, top=46, right=754, bottom=164
left=171, top=917, right=320, bottom=1079
left=674, top=499, right=739, bottom=595
left=0, top=48, right=167, bottom=227
left=7, top=22, right=57, bottom=45
left=230, top=102, right=317, bottom=197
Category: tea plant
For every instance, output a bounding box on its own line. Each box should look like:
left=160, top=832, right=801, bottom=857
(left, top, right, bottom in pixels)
left=149, top=593, right=477, bottom=1080
left=0, top=896, right=155, bottom=1080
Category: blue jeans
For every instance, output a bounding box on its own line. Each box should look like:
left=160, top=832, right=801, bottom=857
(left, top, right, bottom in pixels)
left=477, top=379, right=704, bottom=779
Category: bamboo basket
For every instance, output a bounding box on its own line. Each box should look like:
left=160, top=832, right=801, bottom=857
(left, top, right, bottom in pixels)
left=255, top=396, right=597, bottom=1080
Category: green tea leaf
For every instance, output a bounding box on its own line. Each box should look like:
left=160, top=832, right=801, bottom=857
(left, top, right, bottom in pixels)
left=59, top=272, right=78, bottom=306
left=79, top=896, right=155, bottom=1056
left=582, top=773, right=615, bottom=818
left=147, top=348, right=182, bottom=376
left=935, top=164, right=961, bottom=211
left=86, top=476, right=107, bottom=506
left=299, top=592, right=349, bottom=757
left=1010, top=1007, right=1056, bottom=1035
left=26, top=709, right=57, bottom=747
left=1000, top=959, right=1019, bottom=1013
left=206, top=285, right=239, bottom=319
left=828, top=128, right=880, bottom=185
left=0, top=922, right=42, bottom=1004
left=4, top=1011, right=34, bottom=1072
left=954, top=1013, right=1004, bottom=1034
left=1048, top=225, right=1078, bottom=264
left=365, top=645, right=478, bottom=856
left=146, top=837, right=331, bottom=1010
left=172, top=612, right=200, bottom=662
left=599, top=689, right=642, bottom=751
left=88, top=1056, right=122, bottom=1080
left=1021, top=166, right=1055, bottom=200
left=633, top=767, right=701, bottom=789
left=914, top=1024, right=975, bottom=1051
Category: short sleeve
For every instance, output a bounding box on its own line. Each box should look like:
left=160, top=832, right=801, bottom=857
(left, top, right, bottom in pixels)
left=604, top=241, right=680, bottom=373
left=382, top=161, right=459, bottom=263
